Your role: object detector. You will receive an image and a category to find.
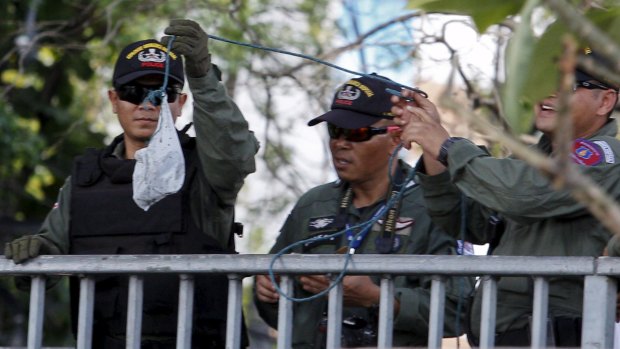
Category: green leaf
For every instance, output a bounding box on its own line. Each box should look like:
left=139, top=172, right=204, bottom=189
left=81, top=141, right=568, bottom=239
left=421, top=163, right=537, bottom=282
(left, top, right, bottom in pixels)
left=518, top=6, right=620, bottom=116
left=520, top=21, right=567, bottom=109
left=407, top=0, right=525, bottom=32
left=501, top=0, right=540, bottom=134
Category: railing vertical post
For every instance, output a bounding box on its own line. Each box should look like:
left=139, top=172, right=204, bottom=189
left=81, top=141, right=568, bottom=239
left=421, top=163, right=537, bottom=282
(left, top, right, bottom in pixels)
left=27, top=276, right=46, bottom=349
left=428, top=276, right=446, bottom=349
left=377, top=275, right=394, bottom=348
left=176, top=274, right=194, bottom=349
left=226, top=274, right=244, bottom=349
left=479, top=276, right=497, bottom=349
left=582, top=275, right=616, bottom=349
left=277, top=275, right=294, bottom=349
left=530, top=277, right=550, bottom=348
left=126, top=275, right=144, bottom=349
left=77, top=276, right=95, bottom=349
left=326, top=276, right=343, bottom=349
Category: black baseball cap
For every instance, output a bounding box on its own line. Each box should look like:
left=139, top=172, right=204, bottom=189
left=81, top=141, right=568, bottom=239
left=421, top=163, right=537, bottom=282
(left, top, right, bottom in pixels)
left=112, top=39, right=185, bottom=88
left=308, top=74, right=402, bottom=129
left=576, top=47, right=619, bottom=91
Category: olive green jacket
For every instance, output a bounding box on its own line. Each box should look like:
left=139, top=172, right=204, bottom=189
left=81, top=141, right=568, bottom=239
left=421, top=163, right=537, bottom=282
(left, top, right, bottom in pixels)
left=37, top=67, right=259, bottom=251
left=254, top=161, right=473, bottom=348
left=417, top=119, right=620, bottom=338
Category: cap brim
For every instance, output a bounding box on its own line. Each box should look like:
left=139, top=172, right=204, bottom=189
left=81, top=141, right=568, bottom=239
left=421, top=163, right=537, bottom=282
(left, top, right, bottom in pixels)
left=307, top=109, right=388, bottom=128
left=575, top=69, right=596, bottom=83
left=114, top=70, right=185, bottom=87
left=575, top=69, right=618, bottom=90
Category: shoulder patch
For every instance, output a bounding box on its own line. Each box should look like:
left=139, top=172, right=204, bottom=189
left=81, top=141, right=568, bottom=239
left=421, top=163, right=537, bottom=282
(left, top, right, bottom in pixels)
left=308, top=216, right=337, bottom=231
left=593, top=140, right=615, bottom=164
left=571, top=139, right=603, bottom=166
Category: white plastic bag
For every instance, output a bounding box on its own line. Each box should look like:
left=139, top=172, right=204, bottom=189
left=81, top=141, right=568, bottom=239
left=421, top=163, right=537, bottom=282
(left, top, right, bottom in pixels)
left=132, top=97, right=185, bottom=211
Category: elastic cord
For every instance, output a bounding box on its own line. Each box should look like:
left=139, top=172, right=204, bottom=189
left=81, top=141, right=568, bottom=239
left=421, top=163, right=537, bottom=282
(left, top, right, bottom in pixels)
left=141, top=36, right=176, bottom=144
left=144, top=36, right=176, bottom=107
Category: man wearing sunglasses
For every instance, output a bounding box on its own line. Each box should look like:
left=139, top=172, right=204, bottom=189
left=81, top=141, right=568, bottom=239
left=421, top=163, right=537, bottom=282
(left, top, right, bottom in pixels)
left=391, top=48, right=620, bottom=347
left=254, top=75, right=473, bottom=348
left=4, top=19, right=258, bottom=348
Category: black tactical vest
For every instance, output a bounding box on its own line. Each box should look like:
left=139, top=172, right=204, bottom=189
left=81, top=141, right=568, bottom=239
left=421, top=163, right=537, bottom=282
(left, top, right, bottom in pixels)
left=68, top=132, right=235, bottom=348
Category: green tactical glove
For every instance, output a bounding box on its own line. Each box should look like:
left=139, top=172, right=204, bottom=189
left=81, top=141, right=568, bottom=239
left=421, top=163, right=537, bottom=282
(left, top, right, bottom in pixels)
left=5, top=235, right=61, bottom=264
left=162, top=19, right=211, bottom=78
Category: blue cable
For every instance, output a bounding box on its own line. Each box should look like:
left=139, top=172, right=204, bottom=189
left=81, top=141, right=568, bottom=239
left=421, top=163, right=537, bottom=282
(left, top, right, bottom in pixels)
left=141, top=36, right=176, bottom=144
left=149, top=34, right=421, bottom=302
left=269, top=144, right=415, bottom=302
left=144, top=35, right=175, bottom=107
left=208, top=34, right=428, bottom=98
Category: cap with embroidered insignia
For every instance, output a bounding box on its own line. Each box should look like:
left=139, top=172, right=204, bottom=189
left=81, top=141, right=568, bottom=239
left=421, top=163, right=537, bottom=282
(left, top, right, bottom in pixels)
left=308, top=74, right=404, bottom=129
left=112, top=39, right=185, bottom=88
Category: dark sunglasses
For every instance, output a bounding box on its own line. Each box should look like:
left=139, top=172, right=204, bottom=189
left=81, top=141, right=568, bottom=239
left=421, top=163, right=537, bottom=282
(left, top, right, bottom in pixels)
left=327, top=124, right=400, bottom=142
left=116, top=84, right=181, bottom=105
left=573, top=80, right=613, bottom=92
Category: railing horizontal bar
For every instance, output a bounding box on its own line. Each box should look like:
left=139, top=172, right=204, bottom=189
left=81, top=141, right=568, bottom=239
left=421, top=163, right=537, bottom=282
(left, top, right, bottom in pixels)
left=0, top=255, right=597, bottom=275
left=593, top=256, right=620, bottom=274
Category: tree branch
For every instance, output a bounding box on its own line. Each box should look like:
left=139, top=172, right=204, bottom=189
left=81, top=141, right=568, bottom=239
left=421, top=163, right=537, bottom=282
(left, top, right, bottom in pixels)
left=544, top=0, right=620, bottom=86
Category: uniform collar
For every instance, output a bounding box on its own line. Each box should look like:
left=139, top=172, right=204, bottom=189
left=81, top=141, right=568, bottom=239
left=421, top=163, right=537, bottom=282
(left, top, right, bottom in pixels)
left=538, top=118, right=618, bottom=154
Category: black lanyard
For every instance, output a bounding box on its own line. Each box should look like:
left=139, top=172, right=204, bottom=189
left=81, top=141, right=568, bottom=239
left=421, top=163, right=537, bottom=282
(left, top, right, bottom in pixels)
left=335, top=166, right=405, bottom=254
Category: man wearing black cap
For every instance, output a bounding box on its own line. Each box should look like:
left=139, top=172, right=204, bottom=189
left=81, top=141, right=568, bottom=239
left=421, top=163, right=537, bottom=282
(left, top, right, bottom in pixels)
left=391, top=48, right=620, bottom=346
left=4, top=19, right=258, bottom=348
left=253, top=75, right=472, bottom=348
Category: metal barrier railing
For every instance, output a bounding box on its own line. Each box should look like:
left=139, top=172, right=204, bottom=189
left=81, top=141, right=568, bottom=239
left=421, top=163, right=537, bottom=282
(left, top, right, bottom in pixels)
left=1, top=254, right=618, bottom=349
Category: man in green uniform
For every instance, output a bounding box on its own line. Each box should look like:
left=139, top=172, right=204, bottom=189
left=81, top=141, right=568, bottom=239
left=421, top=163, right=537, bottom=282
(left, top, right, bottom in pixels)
left=4, top=19, right=258, bottom=348
left=391, top=48, right=620, bottom=346
left=254, top=75, right=472, bottom=348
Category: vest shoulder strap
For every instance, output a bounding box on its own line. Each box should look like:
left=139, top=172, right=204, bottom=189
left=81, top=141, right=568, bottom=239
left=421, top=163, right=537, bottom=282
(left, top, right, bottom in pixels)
left=73, top=148, right=103, bottom=187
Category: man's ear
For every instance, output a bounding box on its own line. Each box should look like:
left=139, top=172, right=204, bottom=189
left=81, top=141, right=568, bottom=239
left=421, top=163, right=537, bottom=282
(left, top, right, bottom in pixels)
left=599, top=89, right=618, bottom=116
left=108, top=89, right=119, bottom=113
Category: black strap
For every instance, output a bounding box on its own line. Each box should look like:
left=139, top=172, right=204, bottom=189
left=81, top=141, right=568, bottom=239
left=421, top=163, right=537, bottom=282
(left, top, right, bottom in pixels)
left=375, top=168, right=405, bottom=253
left=334, top=165, right=406, bottom=254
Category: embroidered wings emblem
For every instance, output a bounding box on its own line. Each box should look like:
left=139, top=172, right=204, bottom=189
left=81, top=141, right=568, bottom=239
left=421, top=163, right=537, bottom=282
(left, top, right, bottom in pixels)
left=309, top=218, right=334, bottom=229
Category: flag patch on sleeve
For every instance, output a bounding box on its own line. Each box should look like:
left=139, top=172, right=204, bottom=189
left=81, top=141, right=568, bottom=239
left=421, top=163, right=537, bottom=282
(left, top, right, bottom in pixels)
left=571, top=139, right=603, bottom=166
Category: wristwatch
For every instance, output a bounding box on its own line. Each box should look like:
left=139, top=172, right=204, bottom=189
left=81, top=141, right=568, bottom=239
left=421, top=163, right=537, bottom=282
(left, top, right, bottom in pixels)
left=436, top=137, right=464, bottom=166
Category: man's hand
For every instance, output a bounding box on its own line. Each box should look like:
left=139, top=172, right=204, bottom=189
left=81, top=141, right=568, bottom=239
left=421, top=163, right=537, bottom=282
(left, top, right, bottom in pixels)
left=299, top=275, right=380, bottom=307
left=5, top=235, right=61, bottom=264
left=390, top=90, right=449, bottom=156
left=391, top=89, right=450, bottom=175
left=298, top=274, right=331, bottom=295
left=255, top=274, right=280, bottom=303
left=162, top=19, right=211, bottom=78
left=341, top=275, right=382, bottom=308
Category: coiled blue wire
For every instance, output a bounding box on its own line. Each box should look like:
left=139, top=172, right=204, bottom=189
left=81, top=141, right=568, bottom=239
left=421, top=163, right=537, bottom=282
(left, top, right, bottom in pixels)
left=268, top=144, right=414, bottom=302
